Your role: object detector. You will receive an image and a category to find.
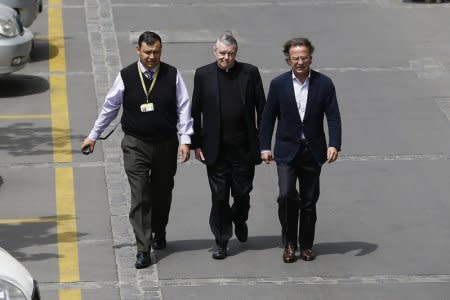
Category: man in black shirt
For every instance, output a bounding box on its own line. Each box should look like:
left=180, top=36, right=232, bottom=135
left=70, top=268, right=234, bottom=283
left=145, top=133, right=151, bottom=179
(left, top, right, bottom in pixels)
left=191, top=33, right=266, bottom=259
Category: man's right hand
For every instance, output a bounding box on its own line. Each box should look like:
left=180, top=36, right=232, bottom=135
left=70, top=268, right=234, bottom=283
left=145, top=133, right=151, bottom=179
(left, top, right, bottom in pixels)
left=261, top=151, right=273, bottom=164
left=81, top=138, right=96, bottom=154
left=195, top=148, right=205, bottom=162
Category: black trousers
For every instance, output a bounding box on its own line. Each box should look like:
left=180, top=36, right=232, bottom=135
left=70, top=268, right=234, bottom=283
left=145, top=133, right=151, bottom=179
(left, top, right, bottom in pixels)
left=277, top=143, right=321, bottom=250
left=122, top=134, right=178, bottom=252
left=206, top=143, right=255, bottom=247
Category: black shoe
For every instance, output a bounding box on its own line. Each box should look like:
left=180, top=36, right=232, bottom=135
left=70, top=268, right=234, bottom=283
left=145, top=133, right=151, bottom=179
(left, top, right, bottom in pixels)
left=135, top=251, right=151, bottom=269
left=212, top=245, right=227, bottom=260
left=234, top=222, right=248, bottom=242
left=152, top=234, right=167, bottom=250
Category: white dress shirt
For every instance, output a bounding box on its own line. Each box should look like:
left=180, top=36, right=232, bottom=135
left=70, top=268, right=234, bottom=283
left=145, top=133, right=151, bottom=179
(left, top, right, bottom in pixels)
left=88, top=61, right=194, bottom=145
left=292, top=71, right=310, bottom=140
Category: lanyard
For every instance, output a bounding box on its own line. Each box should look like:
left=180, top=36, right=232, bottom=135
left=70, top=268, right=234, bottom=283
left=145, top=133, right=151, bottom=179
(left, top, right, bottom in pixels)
left=137, top=62, right=159, bottom=103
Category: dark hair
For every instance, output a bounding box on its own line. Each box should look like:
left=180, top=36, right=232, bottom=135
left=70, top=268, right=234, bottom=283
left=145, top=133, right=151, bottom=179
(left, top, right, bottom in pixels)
left=138, top=31, right=162, bottom=47
left=282, top=37, right=314, bottom=57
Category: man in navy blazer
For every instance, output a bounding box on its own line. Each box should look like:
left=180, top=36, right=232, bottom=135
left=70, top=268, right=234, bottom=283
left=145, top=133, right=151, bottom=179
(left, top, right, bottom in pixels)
left=260, top=37, right=341, bottom=263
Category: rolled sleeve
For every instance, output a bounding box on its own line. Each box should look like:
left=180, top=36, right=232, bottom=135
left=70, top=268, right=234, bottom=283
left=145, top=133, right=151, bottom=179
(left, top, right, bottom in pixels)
left=88, top=73, right=124, bottom=140
left=176, top=70, right=194, bottom=144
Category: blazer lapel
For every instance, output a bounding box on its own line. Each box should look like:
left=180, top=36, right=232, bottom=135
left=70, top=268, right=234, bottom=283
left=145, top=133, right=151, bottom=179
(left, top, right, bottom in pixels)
left=207, top=63, right=220, bottom=108
left=285, top=72, right=302, bottom=124
left=237, top=63, right=249, bottom=105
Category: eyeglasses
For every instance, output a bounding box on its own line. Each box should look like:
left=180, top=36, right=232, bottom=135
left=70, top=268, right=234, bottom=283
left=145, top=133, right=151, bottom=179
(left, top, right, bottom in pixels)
left=289, top=56, right=311, bottom=63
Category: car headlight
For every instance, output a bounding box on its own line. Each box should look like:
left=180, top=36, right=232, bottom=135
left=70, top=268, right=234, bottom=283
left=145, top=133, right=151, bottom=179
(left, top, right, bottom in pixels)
left=0, top=18, right=19, bottom=38
left=0, top=279, right=27, bottom=300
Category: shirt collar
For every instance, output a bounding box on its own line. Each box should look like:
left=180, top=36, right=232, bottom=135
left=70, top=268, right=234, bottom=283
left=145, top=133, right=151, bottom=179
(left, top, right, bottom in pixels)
left=138, top=61, right=159, bottom=74
left=291, top=70, right=311, bottom=85
left=216, top=61, right=237, bottom=73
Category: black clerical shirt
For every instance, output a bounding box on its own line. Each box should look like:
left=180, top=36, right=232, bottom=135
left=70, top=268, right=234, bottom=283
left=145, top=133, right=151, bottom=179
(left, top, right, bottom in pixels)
left=217, top=65, right=247, bottom=145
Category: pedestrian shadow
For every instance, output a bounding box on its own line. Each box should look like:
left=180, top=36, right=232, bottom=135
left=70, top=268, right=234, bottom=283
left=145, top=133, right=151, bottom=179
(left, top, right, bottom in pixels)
left=154, top=235, right=282, bottom=261
left=161, top=238, right=213, bottom=252
left=313, top=241, right=378, bottom=256
left=0, top=75, right=49, bottom=97
left=403, top=0, right=448, bottom=3
left=230, top=239, right=377, bottom=257
left=117, top=237, right=378, bottom=262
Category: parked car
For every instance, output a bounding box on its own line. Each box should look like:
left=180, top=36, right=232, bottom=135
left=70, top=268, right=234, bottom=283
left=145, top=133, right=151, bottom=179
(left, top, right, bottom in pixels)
left=0, top=3, right=33, bottom=75
left=0, top=0, right=42, bottom=27
left=0, top=246, right=40, bottom=300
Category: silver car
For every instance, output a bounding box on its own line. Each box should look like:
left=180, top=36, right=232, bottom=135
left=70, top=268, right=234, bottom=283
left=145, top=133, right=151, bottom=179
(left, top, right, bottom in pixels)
left=0, top=0, right=42, bottom=27
left=0, top=246, right=40, bottom=300
left=0, top=3, right=33, bottom=75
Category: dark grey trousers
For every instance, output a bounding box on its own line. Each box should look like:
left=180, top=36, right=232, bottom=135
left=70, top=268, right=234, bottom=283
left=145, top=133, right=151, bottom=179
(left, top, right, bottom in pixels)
left=121, top=134, right=178, bottom=252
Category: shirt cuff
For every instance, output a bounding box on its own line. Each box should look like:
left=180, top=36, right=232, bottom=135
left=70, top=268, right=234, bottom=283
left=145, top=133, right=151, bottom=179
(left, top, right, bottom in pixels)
left=88, top=130, right=100, bottom=141
left=179, top=134, right=191, bottom=145
left=261, top=150, right=271, bottom=154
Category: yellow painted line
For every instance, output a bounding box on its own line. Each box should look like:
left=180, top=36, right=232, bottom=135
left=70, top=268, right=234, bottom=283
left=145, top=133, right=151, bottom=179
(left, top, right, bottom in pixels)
left=55, top=168, right=80, bottom=283
left=49, top=0, right=72, bottom=164
left=59, top=290, right=82, bottom=299
left=0, top=114, right=51, bottom=120
left=49, top=0, right=82, bottom=298
left=50, top=75, right=73, bottom=163
left=48, top=1, right=66, bottom=74
left=0, top=216, right=57, bottom=225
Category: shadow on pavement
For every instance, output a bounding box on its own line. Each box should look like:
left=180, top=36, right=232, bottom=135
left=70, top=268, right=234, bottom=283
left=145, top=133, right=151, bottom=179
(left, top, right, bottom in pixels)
left=152, top=237, right=377, bottom=261
left=0, top=122, right=85, bottom=156
left=403, top=0, right=448, bottom=3
left=30, top=36, right=59, bottom=63
left=0, top=75, right=49, bottom=97
left=314, top=241, right=378, bottom=256
left=0, top=215, right=88, bottom=262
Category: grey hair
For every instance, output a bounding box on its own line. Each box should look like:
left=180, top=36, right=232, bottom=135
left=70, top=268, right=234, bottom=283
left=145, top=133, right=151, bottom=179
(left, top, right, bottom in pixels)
left=214, top=32, right=238, bottom=50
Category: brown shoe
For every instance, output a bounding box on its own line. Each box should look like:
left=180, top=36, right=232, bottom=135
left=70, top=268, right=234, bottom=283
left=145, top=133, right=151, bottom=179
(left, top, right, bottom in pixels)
left=300, top=249, right=316, bottom=261
left=283, top=244, right=297, bottom=263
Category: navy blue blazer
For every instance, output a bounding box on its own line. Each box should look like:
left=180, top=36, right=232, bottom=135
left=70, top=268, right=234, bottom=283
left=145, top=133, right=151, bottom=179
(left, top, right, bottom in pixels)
left=259, top=69, right=342, bottom=165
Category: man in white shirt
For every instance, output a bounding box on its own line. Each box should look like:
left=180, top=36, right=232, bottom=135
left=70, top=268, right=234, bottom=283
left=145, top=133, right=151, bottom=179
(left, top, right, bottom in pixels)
left=260, top=37, right=341, bottom=264
left=81, top=31, right=193, bottom=269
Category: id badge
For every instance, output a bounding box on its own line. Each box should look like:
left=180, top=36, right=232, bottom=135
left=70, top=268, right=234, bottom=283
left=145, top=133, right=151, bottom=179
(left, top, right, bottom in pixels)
left=140, top=102, right=154, bottom=112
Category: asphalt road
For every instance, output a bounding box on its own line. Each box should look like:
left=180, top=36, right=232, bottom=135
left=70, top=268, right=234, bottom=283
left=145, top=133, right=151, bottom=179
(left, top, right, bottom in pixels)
left=1, top=0, right=449, bottom=299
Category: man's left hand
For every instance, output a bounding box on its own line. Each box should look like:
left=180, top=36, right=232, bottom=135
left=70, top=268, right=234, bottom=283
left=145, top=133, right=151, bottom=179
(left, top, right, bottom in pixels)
left=179, top=144, right=191, bottom=163
left=327, top=147, right=339, bottom=163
